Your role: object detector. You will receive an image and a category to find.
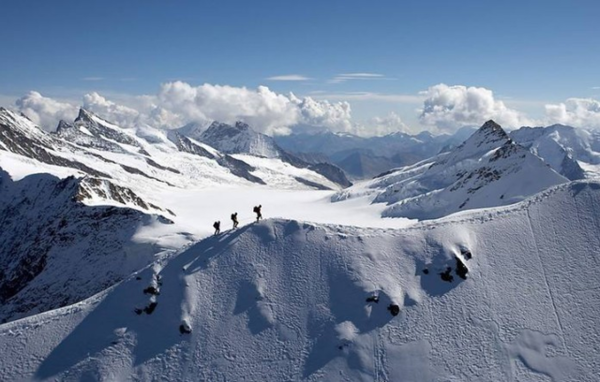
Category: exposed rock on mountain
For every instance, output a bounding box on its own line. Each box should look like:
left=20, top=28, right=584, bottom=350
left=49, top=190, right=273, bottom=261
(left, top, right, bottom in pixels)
left=0, top=169, right=172, bottom=323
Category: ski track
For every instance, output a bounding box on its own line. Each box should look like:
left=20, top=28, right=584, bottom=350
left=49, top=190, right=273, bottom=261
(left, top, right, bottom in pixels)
left=526, top=208, right=570, bottom=357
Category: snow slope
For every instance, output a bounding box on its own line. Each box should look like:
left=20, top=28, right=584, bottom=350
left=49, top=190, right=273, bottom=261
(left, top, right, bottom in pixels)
left=1, top=179, right=599, bottom=381
left=195, top=120, right=352, bottom=187
left=509, top=124, right=600, bottom=180
left=0, top=107, right=345, bottom=192
left=0, top=168, right=176, bottom=323
left=199, top=121, right=281, bottom=158
left=335, top=120, right=568, bottom=220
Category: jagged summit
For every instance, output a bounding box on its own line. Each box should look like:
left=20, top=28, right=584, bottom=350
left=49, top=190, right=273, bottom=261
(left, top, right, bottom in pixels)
left=75, top=108, right=95, bottom=122
left=459, top=119, right=509, bottom=149
left=480, top=119, right=502, bottom=131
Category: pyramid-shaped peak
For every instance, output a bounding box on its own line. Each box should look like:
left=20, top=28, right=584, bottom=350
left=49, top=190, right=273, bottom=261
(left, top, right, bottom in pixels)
left=468, top=119, right=510, bottom=144
left=75, top=108, right=95, bottom=122
left=481, top=120, right=502, bottom=131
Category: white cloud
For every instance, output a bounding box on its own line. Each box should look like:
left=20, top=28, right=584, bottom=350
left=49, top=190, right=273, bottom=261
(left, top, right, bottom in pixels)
left=11, top=82, right=354, bottom=136
left=310, top=91, right=423, bottom=104
left=82, top=77, right=104, bottom=81
left=419, top=84, right=532, bottom=131
left=364, top=112, right=411, bottom=136
left=544, top=98, right=600, bottom=129
left=15, top=91, right=78, bottom=131
left=591, top=86, right=600, bottom=90
left=291, top=94, right=352, bottom=133
left=329, top=72, right=395, bottom=84
left=155, top=82, right=299, bottom=135
left=23, top=82, right=600, bottom=138
left=266, top=75, right=310, bottom=81
left=82, top=92, right=140, bottom=128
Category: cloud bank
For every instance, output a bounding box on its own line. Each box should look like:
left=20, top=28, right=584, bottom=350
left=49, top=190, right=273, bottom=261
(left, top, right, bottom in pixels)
left=15, top=92, right=78, bottom=130
left=419, top=84, right=533, bottom=131
left=544, top=98, right=600, bottom=129
left=10, top=82, right=600, bottom=136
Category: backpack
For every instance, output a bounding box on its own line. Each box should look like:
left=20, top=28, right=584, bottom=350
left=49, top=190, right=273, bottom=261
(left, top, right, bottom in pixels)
left=253, top=206, right=259, bottom=213
left=213, top=222, right=219, bottom=229
left=231, top=214, right=236, bottom=220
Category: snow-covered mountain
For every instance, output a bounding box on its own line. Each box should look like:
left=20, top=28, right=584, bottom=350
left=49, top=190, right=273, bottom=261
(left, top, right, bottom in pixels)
left=1, top=179, right=599, bottom=380
left=189, top=120, right=352, bottom=187
left=274, top=127, right=475, bottom=179
left=198, top=121, right=281, bottom=158
left=335, top=120, right=568, bottom=220
left=3, top=105, right=600, bottom=381
left=0, top=169, right=174, bottom=323
left=0, top=107, right=351, bottom=322
left=510, top=124, right=600, bottom=179
left=0, top=107, right=346, bottom=191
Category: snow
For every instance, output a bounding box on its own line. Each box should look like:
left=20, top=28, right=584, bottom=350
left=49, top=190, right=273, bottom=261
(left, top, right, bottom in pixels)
left=1, top=180, right=599, bottom=380
left=78, top=125, right=94, bottom=136
left=335, top=121, right=568, bottom=220
left=0, top=151, right=82, bottom=180
left=2, top=110, right=600, bottom=381
left=232, top=154, right=340, bottom=190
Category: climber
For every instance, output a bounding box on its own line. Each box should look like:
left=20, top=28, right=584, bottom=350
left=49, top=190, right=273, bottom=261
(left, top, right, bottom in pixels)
left=253, top=205, right=262, bottom=222
left=213, top=221, right=220, bottom=235
left=231, top=212, right=239, bottom=229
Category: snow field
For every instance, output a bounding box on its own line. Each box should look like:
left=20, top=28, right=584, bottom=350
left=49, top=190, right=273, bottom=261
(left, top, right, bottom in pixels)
left=1, top=180, right=599, bottom=380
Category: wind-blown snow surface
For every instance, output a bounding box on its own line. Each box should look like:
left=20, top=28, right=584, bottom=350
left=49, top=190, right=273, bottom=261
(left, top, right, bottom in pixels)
left=1, top=180, right=599, bottom=381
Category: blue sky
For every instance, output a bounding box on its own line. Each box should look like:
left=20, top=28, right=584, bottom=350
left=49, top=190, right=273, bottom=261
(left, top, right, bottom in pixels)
left=2, top=0, right=599, bottom=134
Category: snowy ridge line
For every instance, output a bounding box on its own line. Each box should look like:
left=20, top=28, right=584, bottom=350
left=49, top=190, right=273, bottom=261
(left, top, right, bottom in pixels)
left=1, top=178, right=599, bottom=380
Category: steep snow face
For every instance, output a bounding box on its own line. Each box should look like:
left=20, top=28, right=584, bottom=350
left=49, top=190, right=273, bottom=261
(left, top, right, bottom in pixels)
left=0, top=169, right=174, bottom=323
left=1, top=180, right=599, bottom=381
left=199, top=121, right=281, bottom=158
left=335, top=121, right=568, bottom=220
left=509, top=124, right=600, bottom=180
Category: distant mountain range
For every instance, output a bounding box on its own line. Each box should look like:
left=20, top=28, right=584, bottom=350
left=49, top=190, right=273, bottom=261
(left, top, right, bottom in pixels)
left=334, top=120, right=570, bottom=220
left=274, top=127, right=476, bottom=179
left=0, top=107, right=349, bottom=191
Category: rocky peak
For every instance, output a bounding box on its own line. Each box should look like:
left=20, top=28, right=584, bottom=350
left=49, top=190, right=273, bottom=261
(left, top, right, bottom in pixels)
left=75, top=108, right=95, bottom=123
left=234, top=121, right=251, bottom=130
left=56, top=120, right=74, bottom=133
left=469, top=120, right=510, bottom=147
